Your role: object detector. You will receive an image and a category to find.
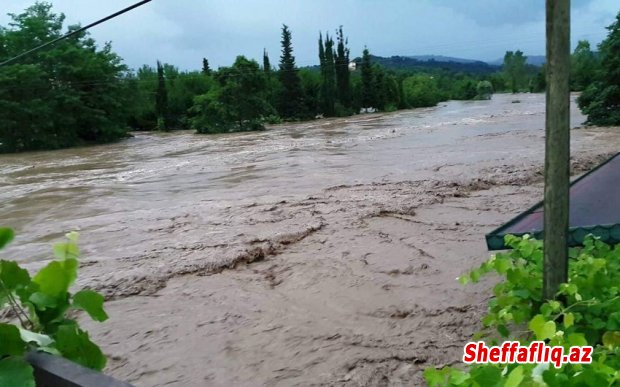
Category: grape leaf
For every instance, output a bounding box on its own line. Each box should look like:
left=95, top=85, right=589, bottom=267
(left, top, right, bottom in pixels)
left=0, top=357, right=34, bottom=387
left=73, top=290, right=108, bottom=322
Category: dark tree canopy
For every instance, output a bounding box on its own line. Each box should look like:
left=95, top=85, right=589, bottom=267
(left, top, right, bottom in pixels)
left=155, top=60, right=169, bottom=131
left=503, top=50, right=527, bottom=93
left=319, top=33, right=336, bottom=116
left=335, top=26, right=351, bottom=108
left=263, top=49, right=271, bottom=74
left=202, top=58, right=211, bottom=75
left=277, top=24, right=305, bottom=119
left=0, top=2, right=130, bottom=153
left=360, top=47, right=374, bottom=108
left=191, top=56, right=274, bottom=133
left=579, top=12, right=620, bottom=126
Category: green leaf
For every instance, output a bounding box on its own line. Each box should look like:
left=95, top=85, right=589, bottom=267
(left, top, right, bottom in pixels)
left=0, top=357, right=35, bottom=387
left=32, top=261, right=71, bottom=299
left=497, top=324, right=510, bottom=337
left=0, top=260, right=31, bottom=291
left=505, top=366, right=524, bottom=387
left=73, top=290, right=108, bottom=322
left=0, top=323, right=27, bottom=356
left=519, top=240, right=535, bottom=258
left=564, top=312, right=574, bottom=328
left=53, top=241, right=80, bottom=261
left=423, top=367, right=447, bottom=387
left=567, top=333, right=588, bottom=347
left=19, top=328, right=54, bottom=347
left=602, top=331, right=620, bottom=349
left=29, top=291, right=58, bottom=310
left=0, top=228, right=14, bottom=250
left=470, top=269, right=481, bottom=283
left=529, top=314, right=556, bottom=340
left=470, top=365, right=502, bottom=386
left=54, top=324, right=106, bottom=370
left=448, top=369, right=470, bottom=385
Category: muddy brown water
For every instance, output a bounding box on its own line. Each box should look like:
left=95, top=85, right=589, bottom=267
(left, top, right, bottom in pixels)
left=1, top=93, right=619, bottom=386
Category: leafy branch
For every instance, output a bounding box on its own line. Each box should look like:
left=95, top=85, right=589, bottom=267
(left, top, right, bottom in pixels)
left=0, top=227, right=109, bottom=386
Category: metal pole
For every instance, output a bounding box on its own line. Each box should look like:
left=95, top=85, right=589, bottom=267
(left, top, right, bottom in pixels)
left=0, top=0, right=152, bottom=67
left=544, top=0, right=571, bottom=300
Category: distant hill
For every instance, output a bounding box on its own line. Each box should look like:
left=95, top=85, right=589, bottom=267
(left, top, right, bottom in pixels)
left=407, top=55, right=483, bottom=64
left=350, top=55, right=500, bottom=74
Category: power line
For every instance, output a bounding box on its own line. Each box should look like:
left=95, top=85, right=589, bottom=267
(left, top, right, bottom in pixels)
left=0, top=0, right=152, bottom=67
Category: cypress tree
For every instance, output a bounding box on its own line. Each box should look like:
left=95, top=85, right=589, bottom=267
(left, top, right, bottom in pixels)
left=372, top=64, right=386, bottom=110
left=202, top=58, right=211, bottom=75
left=361, top=47, right=374, bottom=109
left=278, top=24, right=305, bottom=119
left=335, top=26, right=351, bottom=108
left=320, top=33, right=336, bottom=116
left=155, top=60, right=169, bottom=130
left=263, top=48, right=271, bottom=74
left=318, top=33, right=326, bottom=73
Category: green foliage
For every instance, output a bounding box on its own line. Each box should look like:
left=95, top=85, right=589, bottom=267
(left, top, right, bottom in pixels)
left=0, top=2, right=131, bottom=153
left=155, top=60, right=169, bottom=131
left=191, top=56, right=274, bottom=133
left=278, top=24, right=306, bottom=119
left=335, top=26, right=351, bottom=108
left=503, top=50, right=528, bottom=93
left=0, top=228, right=108, bottom=386
left=425, top=235, right=620, bottom=386
left=578, top=12, right=620, bottom=126
left=319, top=32, right=337, bottom=116
left=202, top=58, right=211, bottom=75
left=475, top=81, right=494, bottom=100
left=360, top=47, right=374, bottom=108
left=570, top=40, right=598, bottom=92
left=402, top=74, right=442, bottom=107
left=451, top=77, right=478, bottom=101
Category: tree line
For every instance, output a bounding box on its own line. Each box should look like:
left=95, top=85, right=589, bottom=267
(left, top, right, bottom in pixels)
left=1, top=2, right=618, bottom=153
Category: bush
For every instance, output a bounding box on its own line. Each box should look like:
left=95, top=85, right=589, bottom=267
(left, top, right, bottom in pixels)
left=0, top=228, right=108, bottom=386
left=425, top=235, right=620, bottom=386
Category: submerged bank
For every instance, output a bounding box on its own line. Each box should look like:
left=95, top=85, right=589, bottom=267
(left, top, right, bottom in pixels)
left=1, top=93, right=619, bottom=386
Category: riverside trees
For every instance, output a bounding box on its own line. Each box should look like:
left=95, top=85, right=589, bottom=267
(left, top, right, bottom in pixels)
left=578, top=11, right=620, bottom=126
left=0, top=2, right=131, bottom=153
left=0, top=2, right=506, bottom=153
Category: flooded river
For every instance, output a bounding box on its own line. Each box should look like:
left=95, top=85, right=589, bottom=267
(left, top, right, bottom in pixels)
left=0, top=93, right=598, bottom=263
left=1, top=93, right=619, bottom=386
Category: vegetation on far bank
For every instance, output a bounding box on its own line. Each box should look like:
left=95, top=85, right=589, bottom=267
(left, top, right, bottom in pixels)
left=0, top=2, right=619, bottom=153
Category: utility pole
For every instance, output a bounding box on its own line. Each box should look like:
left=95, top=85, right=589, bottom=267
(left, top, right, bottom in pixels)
left=543, top=0, right=571, bottom=300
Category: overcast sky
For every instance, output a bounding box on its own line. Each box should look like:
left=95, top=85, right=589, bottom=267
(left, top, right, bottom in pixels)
left=1, top=1, right=619, bottom=71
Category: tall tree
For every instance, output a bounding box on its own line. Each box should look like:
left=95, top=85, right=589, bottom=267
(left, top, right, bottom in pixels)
left=190, top=56, right=274, bottom=133
left=503, top=50, right=528, bottom=93
left=0, top=2, right=130, bottom=153
left=570, top=40, right=597, bottom=91
left=372, top=65, right=386, bottom=110
left=202, top=58, right=211, bottom=75
left=319, top=33, right=336, bottom=116
left=335, top=26, right=351, bottom=108
left=578, top=11, right=620, bottom=125
left=277, top=24, right=305, bottom=119
left=263, top=48, right=271, bottom=74
left=155, top=60, right=169, bottom=131
left=360, top=47, right=374, bottom=108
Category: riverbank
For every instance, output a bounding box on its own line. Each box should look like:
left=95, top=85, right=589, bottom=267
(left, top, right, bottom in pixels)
left=2, top=93, right=619, bottom=386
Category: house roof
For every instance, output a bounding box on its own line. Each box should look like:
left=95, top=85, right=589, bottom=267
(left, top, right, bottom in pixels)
left=486, top=152, right=620, bottom=250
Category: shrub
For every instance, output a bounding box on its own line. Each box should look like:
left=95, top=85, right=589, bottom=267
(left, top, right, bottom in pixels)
left=0, top=228, right=108, bottom=386
left=425, top=235, right=620, bottom=386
